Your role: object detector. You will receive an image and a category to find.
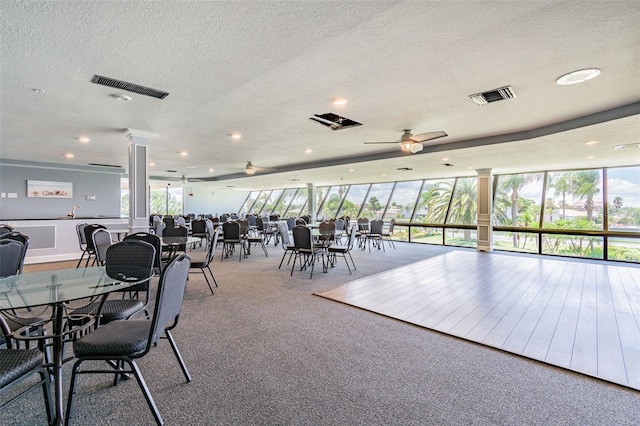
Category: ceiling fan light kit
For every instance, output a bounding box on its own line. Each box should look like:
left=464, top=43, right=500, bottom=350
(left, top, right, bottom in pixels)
left=365, top=129, right=447, bottom=154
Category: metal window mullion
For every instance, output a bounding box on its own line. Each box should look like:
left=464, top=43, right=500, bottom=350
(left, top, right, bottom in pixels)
left=409, top=180, right=426, bottom=221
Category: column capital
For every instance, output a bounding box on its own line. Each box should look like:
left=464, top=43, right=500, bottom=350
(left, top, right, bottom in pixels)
left=124, top=128, right=155, bottom=140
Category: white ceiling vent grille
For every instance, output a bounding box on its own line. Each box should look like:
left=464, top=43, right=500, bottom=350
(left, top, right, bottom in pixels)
left=91, top=75, right=169, bottom=99
left=469, top=86, right=516, bottom=105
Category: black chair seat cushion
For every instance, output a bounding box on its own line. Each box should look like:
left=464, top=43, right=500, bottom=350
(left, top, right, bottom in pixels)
left=0, top=348, right=43, bottom=388
left=73, top=320, right=151, bottom=357
left=328, top=245, right=348, bottom=254
left=72, top=299, right=144, bottom=323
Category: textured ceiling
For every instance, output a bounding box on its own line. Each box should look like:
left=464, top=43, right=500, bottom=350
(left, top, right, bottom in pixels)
left=1, top=1, right=639, bottom=191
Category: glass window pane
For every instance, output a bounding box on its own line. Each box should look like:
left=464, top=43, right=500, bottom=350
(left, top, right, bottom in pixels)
left=544, top=169, right=603, bottom=230
left=542, top=233, right=604, bottom=259
left=359, top=183, right=393, bottom=219
left=383, top=181, right=422, bottom=221
left=608, top=237, right=640, bottom=263
left=493, top=231, right=539, bottom=253
left=410, top=226, right=444, bottom=245
left=150, top=184, right=168, bottom=215
left=240, top=191, right=261, bottom=216
left=493, top=173, right=544, bottom=228
left=607, top=166, right=640, bottom=233
left=273, top=188, right=297, bottom=217
left=167, top=186, right=183, bottom=215
left=392, top=225, right=409, bottom=242
left=414, top=178, right=455, bottom=224
left=251, top=191, right=271, bottom=215
left=120, top=178, right=129, bottom=218
left=285, top=189, right=307, bottom=218
left=446, top=177, right=477, bottom=225
left=319, top=186, right=348, bottom=219
left=261, top=189, right=283, bottom=215
left=339, top=184, right=369, bottom=219
left=444, top=228, right=477, bottom=248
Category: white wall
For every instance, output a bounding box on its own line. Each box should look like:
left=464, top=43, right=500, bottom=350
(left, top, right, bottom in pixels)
left=183, top=185, right=249, bottom=216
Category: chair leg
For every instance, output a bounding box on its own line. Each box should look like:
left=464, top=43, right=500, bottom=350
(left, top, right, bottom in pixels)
left=201, top=270, right=215, bottom=295
left=205, top=266, right=218, bottom=287
left=164, top=330, right=192, bottom=382
left=39, top=367, right=54, bottom=426
left=347, top=251, right=357, bottom=270
left=127, top=360, right=164, bottom=425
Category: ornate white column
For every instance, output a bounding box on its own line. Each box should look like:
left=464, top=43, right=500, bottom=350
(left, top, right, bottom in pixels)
left=476, top=168, right=493, bottom=252
left=307, top=183, right=316, bottom=222
left=124, top=129, right=154, bottom=233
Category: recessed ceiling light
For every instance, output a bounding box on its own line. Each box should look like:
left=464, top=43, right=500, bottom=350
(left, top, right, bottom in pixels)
left=585, top=140, right=598, bottom=145
left=348, top=168, right=355, bottom=172
left=305, top=149, right=313, bottom=154
left=331, top=98, right=347, bottom=106
left=229, top=133, right=242, bottom=140
left=78, top=136, right=90, bottom=143
left=586, top=155, right=595, bottom=159
left=149, top=162, right=155, bottom=166
left=441, top=157, right=449, bottom=161
left=180, top=151, right=188, bottom=157
left=113, top=94, right=132, bottom=101
left=208, top=168, right=214, bottom=172
left=64, top=153, right=74, bottom=158
left=185, top=166, right=197, bottom=169
left=556, top=68, right=601, bottom=85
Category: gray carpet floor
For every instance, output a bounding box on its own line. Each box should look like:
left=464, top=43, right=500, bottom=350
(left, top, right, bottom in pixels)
left=2, top=241, right=639, bottom=425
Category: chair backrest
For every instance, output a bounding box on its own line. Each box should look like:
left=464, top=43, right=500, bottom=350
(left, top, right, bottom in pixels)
left=92, top=228, right=113, bottom=265
left=346, top=224, right=358, bottom=249
left=269, top=214, right=279, bottom=222
left=279, top=223, right=291, bottom=247
left=246, top=215, right=257, bottom=227
left=370, top=219, right=384, bottom=235
left=301, top=215, right=311, bottom=224
left=295, top=218, right=306, bottom=226
left=148, top=254, right=191, bottom=348
left=334, top=219, right=345, bottom=232
left=205, top=219, right=215, bottom=238
left=220, top=213, right=229, bottom=222
left=205, top=228, right=220, bottom=264
left=0, top=239, right=24, bottom=278
left=162, top=226, right=188, bottom=238
left=0, top=224, right=13, bottom=234
left=124, top=232, right=162, bottom=270
left=191, top=219, right=206, bottom=234
left=255, top=217, right=265, bottom=231
left=83, top=224, right=107, bottom=252
left=388, top=218, right=395, bottom=233
left=1, top=231, right=29, bottom=274
left=357, top=217, right=370, bottom=232
left=105, top=240, right=156, bottom=283
left=153, top=220, right=166, bottom=236
left=222, top=221, right=241, bottom=240
left=162, top=216, right=175, bottom=228
left=237, top=219, right=250, bottom=236
left=292, top=225, right=312, bottom=250
left=176, top=216, right=186, bottom=228
left=286, top=217, right=296, bottom=230
left=76, top=223, right=89, bottom=249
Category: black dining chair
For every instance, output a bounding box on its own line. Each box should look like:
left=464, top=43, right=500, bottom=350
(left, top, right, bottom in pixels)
left=82, top=224, right=107, bottom=267
left=65, top=254, right=192, bottom=426
left=124, top=232, right=163, bottom=274
left=221, top=221, right=246, bottom=262
left=188, top=227, right=219, bottom=294
left=190, top=219, right=207, bottom=248
left=277, top=223, right=296, bottom=269
left=91, top=228, right=113, bottom=266
left=327, top=224, right=358, bottom=274
left=0, top=342, right=54, bottom=425
left=0, top=234, right=29, bottom=275
left=291, top=225, right=326, bottom=279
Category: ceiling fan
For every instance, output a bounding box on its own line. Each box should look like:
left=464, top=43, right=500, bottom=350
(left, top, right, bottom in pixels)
left=180, top=175, right=205, bottom=184
left=244, top=161, right=276, bottom=175
left=364, top=129, right=448, bottom=153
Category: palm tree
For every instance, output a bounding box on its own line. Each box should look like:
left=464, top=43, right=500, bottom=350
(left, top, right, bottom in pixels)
left=446, top=178, right=477, bottom=240
left=551, top=174, right=571, bottom=220
left=497, top=174, right=540, bottom=246
left=418, top=180, right=454, bottom=224
left=570, top=170, right=601, bottom=222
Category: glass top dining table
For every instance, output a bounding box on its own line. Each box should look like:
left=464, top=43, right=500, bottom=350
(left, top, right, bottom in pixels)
left=0, top=266, right=152, bottom=425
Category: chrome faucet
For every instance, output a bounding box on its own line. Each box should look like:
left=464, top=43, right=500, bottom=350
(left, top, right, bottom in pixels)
left=68, top=205, right=81, bottom=218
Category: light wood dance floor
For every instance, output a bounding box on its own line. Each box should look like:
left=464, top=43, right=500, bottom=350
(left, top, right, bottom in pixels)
left=314, top=250, right=640, bottom=390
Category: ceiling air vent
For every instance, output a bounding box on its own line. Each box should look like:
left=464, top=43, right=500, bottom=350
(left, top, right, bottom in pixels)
left=91, top=75, right=169, bottom=99
left=397, top=167, right=413, bottom=171
left=88, top=163, right=123, bottom=169
left=469, top=86, right=516, bottom=105
left=309, top=113, right=362, bottom=131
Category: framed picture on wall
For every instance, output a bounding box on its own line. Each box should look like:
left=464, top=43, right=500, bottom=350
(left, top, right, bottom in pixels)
left=27, top=180, right=73, bottom=198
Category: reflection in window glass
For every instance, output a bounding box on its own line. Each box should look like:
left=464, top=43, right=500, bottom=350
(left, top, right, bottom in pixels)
left=318, top=186, right=348, bottom=219
left=340, top=184, right=369, bottom=219
left=542, top=233, right=604, bottom=259
left=273, top=189, right=297, bottom=217
left=285, top=189, right=307, bottom=218
left=383, top=181, right=422, bottom=221
left=607, top=166, right=640, bottom=233
left=414, top=179, right=455, bottom=224
left=260, top=190, right=283, bottom=215
left=544, top=169, right=603, bottom=230
left=359, top=183, right=393, bottom=219
left=447, top=177, right=477, bottom=225
left=120, top=178, right=129, bottom=218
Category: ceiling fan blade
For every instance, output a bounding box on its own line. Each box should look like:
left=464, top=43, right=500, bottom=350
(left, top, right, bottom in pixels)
left=410, top=131, right=448, bottom=143
left=363, top=141, right=400, bottom=144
